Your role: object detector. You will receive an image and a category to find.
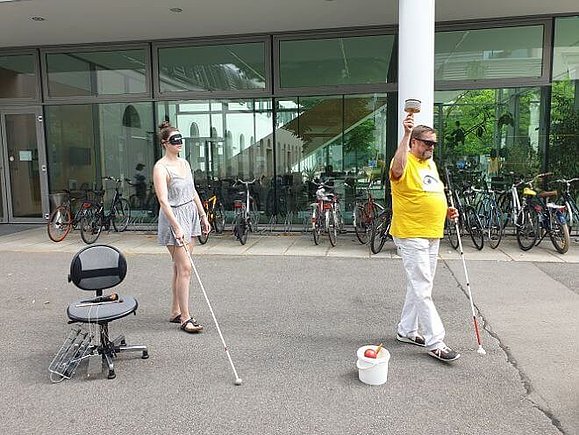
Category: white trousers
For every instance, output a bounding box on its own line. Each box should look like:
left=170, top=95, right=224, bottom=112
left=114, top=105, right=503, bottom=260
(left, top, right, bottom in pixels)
left=393, top=237, right=445, bottom=350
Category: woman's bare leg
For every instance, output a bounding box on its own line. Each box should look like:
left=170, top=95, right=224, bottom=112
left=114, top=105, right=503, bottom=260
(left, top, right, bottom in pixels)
left=169, top=258, right=180, bottom=319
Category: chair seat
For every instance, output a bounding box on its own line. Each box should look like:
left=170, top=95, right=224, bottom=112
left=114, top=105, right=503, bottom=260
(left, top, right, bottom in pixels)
left=67, top=295, right=138, bottom=324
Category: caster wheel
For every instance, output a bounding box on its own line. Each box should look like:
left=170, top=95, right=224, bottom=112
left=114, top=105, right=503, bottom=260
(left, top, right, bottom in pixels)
left=120, top=339, right=126, bottom=346
left=142, top=350, right=149, bottom=359
left=108, top=370, right=116, bottom=379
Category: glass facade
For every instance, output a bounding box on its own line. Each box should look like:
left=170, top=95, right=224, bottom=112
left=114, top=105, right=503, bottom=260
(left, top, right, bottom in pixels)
left=435, top=25, right=544, bottom=81
left=0, top=17, right=577, bottom=224
left=157, top=42, right=267, bottom=93
left=279, top=35, right=396, bottom=88
left=157, top=99, right=273, bottom=219
left=0, top=53, right=37, bottom=99
left=274, top=94, right=389, bottom=221
left=435, top=87, right=545, bottom=184
left=45, top=49, right=148, bottom=97
left=550, top=16, right=579, bottom=178
left=45, top=102, right=155, bottom=210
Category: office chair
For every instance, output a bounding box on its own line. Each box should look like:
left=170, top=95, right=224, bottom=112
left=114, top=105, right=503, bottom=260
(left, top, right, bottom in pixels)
left=66, top=244, right=148, bottom=379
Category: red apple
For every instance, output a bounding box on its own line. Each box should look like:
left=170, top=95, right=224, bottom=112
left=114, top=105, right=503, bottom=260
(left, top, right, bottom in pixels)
left=364, top=348, right=377, bottom=358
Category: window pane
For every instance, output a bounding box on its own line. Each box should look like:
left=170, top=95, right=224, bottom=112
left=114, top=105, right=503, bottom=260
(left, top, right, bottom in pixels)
left=275, top=94, right=389, bottom=222
left=435, top=87, right=545, bottom=182
left=279, top=35, right=395, bottom=88
left=553, top=16, right=579, bottom=81
left=46, top=102, right=155, bottom=215
left=0, top=54, right=37, bottom=99
left=435, top=26, right=544, bottom=81
left=46, top=49, right=147, bottom=97
left=158, top=43, right=266, bottom=93
left=156, top=99, right=273, bottom=221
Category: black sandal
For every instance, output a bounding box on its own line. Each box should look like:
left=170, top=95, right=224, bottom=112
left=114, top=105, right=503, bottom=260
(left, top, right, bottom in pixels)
left=169, top=314, right=181, bottom=324
left=180, top=318, right=203, bottom=333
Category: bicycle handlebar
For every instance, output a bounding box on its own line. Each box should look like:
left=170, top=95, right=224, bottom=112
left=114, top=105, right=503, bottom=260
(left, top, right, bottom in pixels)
left=555, top=177, right=579, bottom=184
left=235, top=178, right=256, bottom=186
left=314, top=180, right=334, bottom=189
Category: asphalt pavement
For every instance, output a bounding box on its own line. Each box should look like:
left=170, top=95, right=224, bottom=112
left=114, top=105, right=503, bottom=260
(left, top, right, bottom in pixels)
left=0, top=226, right=577, bottom=435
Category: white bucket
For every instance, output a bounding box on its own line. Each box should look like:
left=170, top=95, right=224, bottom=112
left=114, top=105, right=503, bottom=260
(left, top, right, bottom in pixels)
left=356, top=345, right=391, bottom=386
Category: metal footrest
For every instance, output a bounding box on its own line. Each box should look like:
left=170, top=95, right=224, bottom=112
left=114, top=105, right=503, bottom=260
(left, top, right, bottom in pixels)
left=48, top=327, right=94, bottom=383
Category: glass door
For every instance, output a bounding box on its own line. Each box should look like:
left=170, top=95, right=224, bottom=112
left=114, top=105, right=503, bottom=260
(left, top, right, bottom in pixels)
left=0, top=108, right=49, bottom=223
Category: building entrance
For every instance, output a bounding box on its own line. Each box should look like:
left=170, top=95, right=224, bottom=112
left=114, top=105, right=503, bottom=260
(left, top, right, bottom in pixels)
left=0, top=108, right=49, bottom=223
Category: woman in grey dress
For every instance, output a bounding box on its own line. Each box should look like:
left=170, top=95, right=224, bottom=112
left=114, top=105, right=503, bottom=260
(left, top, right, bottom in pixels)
left=153, top=120, right=210, bottom=334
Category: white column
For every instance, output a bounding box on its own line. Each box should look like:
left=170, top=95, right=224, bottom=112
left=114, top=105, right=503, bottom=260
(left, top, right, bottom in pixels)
left=398, top=0, right=435, bottom=140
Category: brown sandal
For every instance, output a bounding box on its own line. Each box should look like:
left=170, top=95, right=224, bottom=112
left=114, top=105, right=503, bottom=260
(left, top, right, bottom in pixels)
left=180, top=318, right=203, bottom=333
left=169, top=314, right=181, bottom=324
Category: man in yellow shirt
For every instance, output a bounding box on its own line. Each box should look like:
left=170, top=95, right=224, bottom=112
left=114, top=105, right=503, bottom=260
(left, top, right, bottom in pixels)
left=389, top=112, right=460, bottom=362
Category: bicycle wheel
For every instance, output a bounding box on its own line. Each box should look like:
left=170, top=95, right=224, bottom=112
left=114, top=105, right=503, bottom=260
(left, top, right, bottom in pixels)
left=80, top=208, right=102, bottom=244
left=497, top=193, right=512, bottom=231
left=487, top=206, right=503, bottom=249
left=327, top=209, right=337, bottom=247
left=47, top=206, right=72, bottom=242
left=312, top=207, right=321, bottom=246
left=354, top=203, right=368, bottom=244
left=515, top=207, right=538, bottom=251
left=549, top=215, right=570, bottom=254
left=446, top=217, right=459, bottom=250
left=112, top=198, right=131, bottom=232
left=214, top=203, right=226, bottom=234
left=465, top=206, right=484, bottom=250
left=234, top=213, right=248, bottom=245
left=370, top=209, right=391, bottom=254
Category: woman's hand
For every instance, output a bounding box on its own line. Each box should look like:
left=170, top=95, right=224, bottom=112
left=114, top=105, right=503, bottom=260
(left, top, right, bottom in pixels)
left=172, top=224, right=185, bottom=244
left=201, top=215, right=211, bottom=234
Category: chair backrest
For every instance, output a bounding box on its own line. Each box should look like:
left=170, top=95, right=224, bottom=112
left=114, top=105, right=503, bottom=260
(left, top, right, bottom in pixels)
left=68, top=245, right=127, bottom=291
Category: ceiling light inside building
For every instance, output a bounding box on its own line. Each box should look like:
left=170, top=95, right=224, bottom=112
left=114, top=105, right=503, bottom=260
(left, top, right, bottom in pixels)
left=169, top=7, right=183, bottom=13
left=30, top=16, right=45, bottom=21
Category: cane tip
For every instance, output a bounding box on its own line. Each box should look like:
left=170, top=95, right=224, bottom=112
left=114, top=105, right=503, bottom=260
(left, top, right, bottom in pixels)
left=234, top=378, right=243, bottom=385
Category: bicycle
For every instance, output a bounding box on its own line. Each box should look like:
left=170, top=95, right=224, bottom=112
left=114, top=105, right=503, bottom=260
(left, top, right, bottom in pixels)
left=310, top=180, right=340, bottom=247
left=232, top=179, right=259, bottom=245
left=472, top=182, right=503, bottom=249
left=444, top=168, right=484, bottom=251
left=197, top=189, right=226, bottom=245
left=47, top=189, right=100, bottom=242
left=554, top=177, right=579, bottom=233
left=515, top=173, right=570, bottom=253
left=369, top=207, right=392, bottom=254
left=353, top=180, right=384, bottom=244
left=80, top=177, right=131, bottom=244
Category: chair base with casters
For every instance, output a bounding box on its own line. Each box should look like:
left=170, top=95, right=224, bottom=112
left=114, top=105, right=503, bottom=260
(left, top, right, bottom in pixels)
left=64, top=244, right=149, bottom=380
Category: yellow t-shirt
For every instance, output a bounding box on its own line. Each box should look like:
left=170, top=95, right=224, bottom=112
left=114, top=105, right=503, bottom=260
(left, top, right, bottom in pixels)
left=389, top=153, right=447, bottom=238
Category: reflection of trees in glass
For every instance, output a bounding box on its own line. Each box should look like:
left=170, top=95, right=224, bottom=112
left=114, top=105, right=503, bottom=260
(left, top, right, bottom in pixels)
left=550, top=80, right=579, bottom=177
left=502, top=89, right=540, bottom=177
left=440, top=88, right=544, bottom=176
left=344, top=119, right=376, bottom=169
left=441, top=90, right=495, bottom=161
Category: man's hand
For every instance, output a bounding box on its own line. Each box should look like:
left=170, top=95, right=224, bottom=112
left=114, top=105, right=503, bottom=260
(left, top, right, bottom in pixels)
left=403, top=113, right=414, bottom=136
left=447, top=207, right=459, bottom=222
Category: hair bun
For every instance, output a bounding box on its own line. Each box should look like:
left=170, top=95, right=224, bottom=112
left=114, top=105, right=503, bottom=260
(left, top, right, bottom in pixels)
left=159, top=120, right=171, bottom=130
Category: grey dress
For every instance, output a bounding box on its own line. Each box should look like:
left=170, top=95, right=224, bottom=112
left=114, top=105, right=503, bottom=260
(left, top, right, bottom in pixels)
left=157, top=161, right=202, bottom=246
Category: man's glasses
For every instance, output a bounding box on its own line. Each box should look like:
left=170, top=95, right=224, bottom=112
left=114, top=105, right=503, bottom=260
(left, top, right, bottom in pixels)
left=168, top=134, right=183, bottom=145
left=415, top=138, right=437, bottom=148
